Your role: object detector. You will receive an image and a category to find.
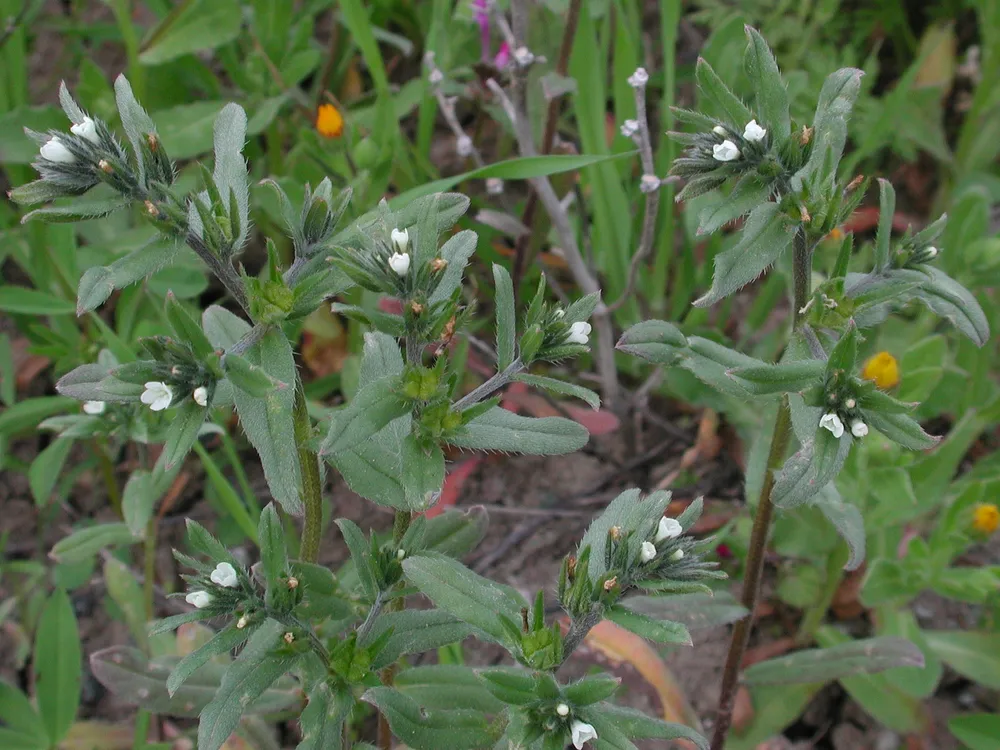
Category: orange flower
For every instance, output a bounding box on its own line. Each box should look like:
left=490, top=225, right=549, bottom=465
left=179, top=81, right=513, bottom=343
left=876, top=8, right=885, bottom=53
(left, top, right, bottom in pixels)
left=973, top=503, right=999, bottom=535
left=316, top=103, right=343, bottom=138
left=862, top=351, right=900, bottom=390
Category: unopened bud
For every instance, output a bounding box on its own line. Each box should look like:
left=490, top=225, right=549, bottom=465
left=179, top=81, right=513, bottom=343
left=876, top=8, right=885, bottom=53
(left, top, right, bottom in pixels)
left=556, top=703, right=570, bottom=717
left=431, top=257, right=448, bottom=273
left=146, top=132, right=160, bottom=152
left=283, top=632, right=295, bottom=644
left=603, top=576, right=618, bottom=591
left=236, top=615, right=248, bottom=629
left=609, top=526, right=622, bottom=541
left=800, top=205, right=811, bottom=223
left=669, top=549, right=685, bottom=562
left=846, top=174, right=865, bottom=191
left=396, top=548, right=406, bottom=560
left=145, top=200, right=159, bottom=218
left=98, top=159, right=113, bottom=174
left=410, top=301, right=425, bottom=316
left=799, top=126, right=813, bottom=145
left=566, top=555, right=577, bottom=579
left=287, top=576, right=299, bottom=589
left=845, top=398, right=856, bottom=409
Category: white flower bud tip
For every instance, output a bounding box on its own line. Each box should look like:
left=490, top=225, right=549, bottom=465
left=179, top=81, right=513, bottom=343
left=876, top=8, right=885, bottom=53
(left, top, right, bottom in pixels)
left=670, top=548, right=685, bottom=562
left=627, top=67, right=649, bottom=88
left=210, top=562, right=239, bottom=588
left=456, top=134, right=473, bottom=157
left=571, top=719, right=599, bottom=749
left=712, top=125, right=728, bottom=137
left=845, top=398, right=856, bottom=409
left=553, top=308, right=565, bottom=319
left=71, top=116, right=101, bottom=145
left=850, top=420, right=869, bottom=438
left=390, top=227, right=409, bottom=255
left=485, top=177, right=504, bottom=195
left=514, top=46, right=534, bottom=67
left=185, top=591, right=212, bottom=609
left=640, top=541, right=657, bottom=562
left=389, top=252, right=410, bottom=277
left=926, top=246, right=938, bottom=258
left=83, top=400, right=106, bottom=415
left=40, top=136, right=75, bottom=164
left=141, top=381, right=173, bottom=412
left=819, top=412, right=845, bottom=438
left=566, top=321, right=592, bottom=345
left=712, top=140, right=741, bottom=162
left=620, top=119, right=639, bottom=138
left=193, top=386, right=209, bottom=407
left=396, top=548, right=406, bottom=560
left=743, top=119, right=767, bottom=143
left=236, top=615, right=248, bottom=629
left=655, top=516, right=683, bottom=542
left=429, top=69, right=444, bottom=85
left=556, top=703, right=570, bottom=717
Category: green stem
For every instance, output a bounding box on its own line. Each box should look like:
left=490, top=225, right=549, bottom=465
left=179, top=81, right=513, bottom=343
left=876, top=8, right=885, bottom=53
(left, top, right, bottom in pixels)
left=295, top=378, right=324, bottom=563
left=797, top=542, right=848, bottom=645
left=710, top=227, right=811, bottom=750
left=144, top=514, right=157, bottom=621
left=94, top=439, right=122, bottom=517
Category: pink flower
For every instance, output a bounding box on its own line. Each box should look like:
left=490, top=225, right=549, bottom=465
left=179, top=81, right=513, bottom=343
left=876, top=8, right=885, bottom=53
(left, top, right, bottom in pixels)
left=494, top=41, right=511, bottom=69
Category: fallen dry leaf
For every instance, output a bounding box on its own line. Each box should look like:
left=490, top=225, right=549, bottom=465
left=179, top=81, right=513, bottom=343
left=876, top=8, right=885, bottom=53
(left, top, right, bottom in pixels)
left=732, top=685, right=754, bottom=733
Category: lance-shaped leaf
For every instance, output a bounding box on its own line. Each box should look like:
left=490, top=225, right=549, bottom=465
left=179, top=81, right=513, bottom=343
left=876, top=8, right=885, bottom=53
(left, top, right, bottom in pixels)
left=21, top=198, right=129, bottom=225
left=744, top=27, right=790, bottom=140
left=320, top=378, right=410, bottom=456
left=335, top=519, right=378, bottom=599
left=695, top=57, right=754, bottom=126
left=587, top=703, right=708, bottom=749
left=865, top=411, right=939, bottom=450
left=812, top=486, right=866, bottom=570
left=114, top=75, right=157, bottom=183
left=155, top=400, right=207, bottom=473
left=826, top=320, right=859, bottom=372
left=478, top=667, right=541, bottom=706
left=772, top=429, right=853, bottom=508
left=905, top=267, right=989, bottom=346
left=694, top=202, right=795, bottom=308
left=402, top=553, right=527, bottom=650
left=297, top=679, right=353, bottom=750
left=616, top=320, right=687, bottom=364
left=605, top=605, right=692, bottom=646
left=212, top=103, right=250, bottom=249
left=743, top=636, right=923, bottom=685
left=513, top=373, right=600, bottom=410
left=50, top=523, right=135, bottom=563
left=362, top=687, right=500, bottom=750
left=697, top=174, right=774, bottom=236
left=727, top=359, right=825, bottom=395
left=77, top=237, right=184, bottom=314
left=793, top=67, right=863, bottom=189
left=493, top=264, right=516, bottom=370
left=362, top=610, right=477, bottom=670
left=166, top=624, right=254, bottom=696
left=428, top=230, right=478, bottom=304
left=396, top=665, right=504, bottom=713
left=874, top=179, right=896, bottom=272
left=445, top=407, right=588, bottom=455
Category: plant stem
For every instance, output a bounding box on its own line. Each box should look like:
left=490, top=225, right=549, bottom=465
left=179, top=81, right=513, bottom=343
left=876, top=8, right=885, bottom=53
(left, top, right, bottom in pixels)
left=710, top=228, right=810, bottom=750
left=453, top=357, right=524, bottom=411
left=144, top=514, right=157, bottom=620
left=95, top=439, right=123, bottom=517
left=295, top=379, right=324, bottom=563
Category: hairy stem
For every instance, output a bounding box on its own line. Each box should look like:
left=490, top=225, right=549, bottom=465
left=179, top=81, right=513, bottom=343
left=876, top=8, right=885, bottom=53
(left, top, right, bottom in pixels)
left=710, top=227, right=810, bottom=750
left=295, top=379, right=324, bottom=563
left=453, top=357, right=524, bottom=411
left=95, top=439, right=122, bottom=517
left=560, top=607, right=603, bottom=665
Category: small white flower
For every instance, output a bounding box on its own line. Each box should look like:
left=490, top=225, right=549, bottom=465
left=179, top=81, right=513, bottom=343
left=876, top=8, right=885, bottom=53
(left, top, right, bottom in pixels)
left=621, top=119, right=639, bottom=138
left=389, top=252, right=410, bottom=277
left=743, top=119, right=767, bottom=143
left=396, top=548, right=406, bottom=560
left=819, top=412, right=844, bottom=438
left=639, top=174, right=661, bottom=193
left=640, top=541, right=657, bottom=562
left=428, top=68, right=444, bottom=85
left=627, top=67, right=648, bottom=88
left=513, top=46, right=535, bottom=67
left=236, top=615, right=248, bottom=629
left=925, top=246, right=939, bottom=258
left=40, top=136, right=75, bottom=163
left=553, top=309, right=565, bottom=319
left=656, top=517, right=683, bottom=542
left=486, top=177, right=504, bottom=195
left=851, top=420, right=869, bottom=438
left=193, top=386, right=209, bottom=407
left=712, top=125, right=728, bottom=136
left=83, top=400, right=106, bottom=415
left=390, top=227, right=409, bottom=255
left=845, top=398, right=856, bottom=409
left=71, top=116, right=101, bottom=145
left=185, top=591, right=212, bottom=609
left=210, top=562, right=239, bottom=588
left=712, top=140, right=741, bottom=162
left=556, top=703, right=570, bottom=717
left=566, top=321, right=592, bottom=345
left=670, top=549, right=685, bottom=562
left=570, top=719, right=599, bottom=749
left=456, top=134, right=473, bottom=157
left=141, top=381, right=173, bottom=412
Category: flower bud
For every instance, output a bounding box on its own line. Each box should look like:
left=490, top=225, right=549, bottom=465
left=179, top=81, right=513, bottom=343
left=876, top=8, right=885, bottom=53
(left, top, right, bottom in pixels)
left=620, top=119, right=639, bottom=138
left=556, top=703, right=570, bottom=717
left=669, top=549, right=685, bottom=562
left=193, top=386, right=209, bottom=407
left=83, top=400, right=106, bottom=415
left=283, top=632, right=295, bottom=644
left=850, top=420, right=868, bottom=438
left=389, top=252, right=411, bottom=277
left=640, top=541, right=657, bottom=562
left=656, top=517, right=682, bottom=542
left=236, top=615, right=248, bottom=629
left=185, top=591, right=212, bottom=609
left=390, top=227, right=409, bottom=255
left=71, top=116, right=101, bottom=145
left=712, top=125, right=728, bottom=136
left=40, top=136, right=75, bottom=164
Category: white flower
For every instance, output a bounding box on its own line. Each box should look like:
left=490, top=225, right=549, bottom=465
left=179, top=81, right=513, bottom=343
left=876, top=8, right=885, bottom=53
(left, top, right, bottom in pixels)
left=553, top=309, right=565, bottom=319
left=141, top=381, right=173, bottom=412
left=640, top=541, right=657, bottom=562
left=513, top=46, right=535, bottom=67
left=620, top=119, right=639, bottom=138
left=556, top=703, right=570, bottom=717
left=926, top=246, right=939, bottom=258
left=185, top=591, right=212, bottom=609
left=670, top=549, right=685, bottom=562
left=389, top=252, right=411, bottom=277
left=193, top=386, right=209, bottom=407
left=83, top=400, right=106, bottom=415
left=566, top=321, right=592, bottom=345
left=390, top=227, right=409, bottom=255
left=851, top=420, right=869, bottom=438
left=210, top=562, right=239, bottom=588
left=627, top=67, right=648, bottom=88
left=656, top=517, right=683, bottom=542
left=845, top=398, right=856, bottom=409
left=236, top=615, right=248, bottom=629
left=40, top=136, right=75, bottom=163
left=456, top=134, right=473, bottom=157
left=71, top=116, right=101, bottom=145
left=570, top=719, right=598, bottom=749
left=743, top=119, right=767, bottom=143
left=819, top=412, right=844, bottom=438
left=486, top=177, right=504, bottom=195
left=712, top=140, right=740, bottom=162
left=396, top=548, right=406, bottom=560
left=429, top=68, right=444, bottom=85
left=712, top=125, right=728, bottom=136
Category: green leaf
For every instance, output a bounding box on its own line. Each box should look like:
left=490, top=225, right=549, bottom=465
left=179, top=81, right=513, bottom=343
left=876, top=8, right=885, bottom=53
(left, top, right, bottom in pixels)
left=259, top=504, right=289, bottom=607
left=513, top=373, right=600, bottom=410
left=211, top=103, right=250, bottom=248
left=139, top=0, right=242, bottom=65
left=29, top=436, right=74, bottom=507
left=948, top=714, right=1000, bottom=750
left=362, top=610, right=476, bottom=670
left=335, top=519, right=378, bottom=600
left=50, top=523, right=135, bottom=563
left=577, top=489, right=673, bottom=584
left=33, top=589, right=81, bottom=745
left=743, top=636, right=923, bottom=685
left=395, top=665, right=503, bottom=713
left=0, top=681, right=48, bottom=747
left=0, top=287, right=74, bottom=315
left=794, top=67, right=863, bottom=189
left=589, top=703, right=707, bottom=749
left=694, top=202, right=795, bottom=308
left=561, top=675, right=621, bottom=706
left=605, top=605, right=692, bottom=646
left=772, top=429, right=853, bottom=508
left=874, top=179, right=896, bottom=272
left=320, top=378, right=409, bottom=456
left=910, top=267, right=989, bottom=346
left=402, top=553, right=527, bottom=650
left=422, top=508, right=490, bottom=558
left=477, top=667, right=540, bottom=706
left=114, top=75, right=157, bottom=184
left=826, top=321, right=858, bottom=373
left=727, top=359, right=824, bottom=395
left=198, top=620, right=300, bottom=750
left=813, top=489, right=866, bottom=570
left=445, top=407, right=589, bottom=455
left=695, top=56, right=753, bottom=125
left=865, top=410, right=939, bottom=450
left=492, top=264, right=516, bottom=370
left=155, top=400, right=207, bottom=473
left=877, top=610, right=942, bottom=699
left=103, top=556, right=150, bottom=654
left=924, top=631, right=1000, bottom=690
left=21, top=198, right=129, bottom=225
left=428, top=230, right=478, bottom=305
left=167, top=625, right=252, bottom=696
left=697, top=175, right=774, bottom=236
left=77, top=237, right=184, bottom=313
left=297, top=679, right=352, bottom=750
left=743, top=27, right=790, bottom=140
left=615, top=320, right=688, bottom=364
left=362, top=687, right=500, bottom=750
left=164, top=292, right=214, bottom=358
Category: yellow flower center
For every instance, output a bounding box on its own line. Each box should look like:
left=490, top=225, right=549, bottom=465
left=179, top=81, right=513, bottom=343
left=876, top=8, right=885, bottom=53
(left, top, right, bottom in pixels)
left=973, top=503, right=999, bottom=535
left=316, top=103, right=343, bottom=138
left=861, top=351, right=900, bottom=390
